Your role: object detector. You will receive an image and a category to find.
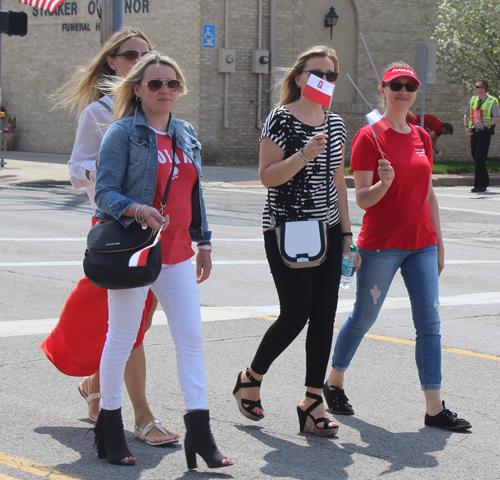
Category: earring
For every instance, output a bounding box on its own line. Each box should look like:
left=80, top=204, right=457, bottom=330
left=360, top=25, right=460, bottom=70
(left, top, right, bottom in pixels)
left=136, top=96, right=141, bottom=102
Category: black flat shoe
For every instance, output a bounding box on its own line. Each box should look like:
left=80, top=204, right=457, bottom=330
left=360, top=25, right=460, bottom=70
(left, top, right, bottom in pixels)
left=323, top=383, right=354, bottom=415
left=297, top=391, right=339, bottom=437
left=471, top=186, right=486, bottom=192
left=184, top=410, right=233, bottom=469
left=425, top=401, right=471, bottom=431
left=233, top=368, right=264, bottom=421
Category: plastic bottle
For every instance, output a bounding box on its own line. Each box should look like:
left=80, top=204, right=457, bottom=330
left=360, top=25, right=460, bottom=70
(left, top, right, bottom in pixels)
left=340, top=245, right=357, bottom=289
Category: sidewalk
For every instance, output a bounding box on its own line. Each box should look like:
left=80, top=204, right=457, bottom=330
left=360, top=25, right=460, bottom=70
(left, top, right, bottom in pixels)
left=1, top=150, right=499, bottom=187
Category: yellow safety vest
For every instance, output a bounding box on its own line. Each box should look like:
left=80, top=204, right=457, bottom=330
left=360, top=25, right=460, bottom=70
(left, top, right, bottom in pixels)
left=468, top=94, right=499, bottom=130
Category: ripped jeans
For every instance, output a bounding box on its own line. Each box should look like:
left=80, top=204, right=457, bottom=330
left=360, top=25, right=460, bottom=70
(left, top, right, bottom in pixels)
left=332, top=245, right=442, bottom=390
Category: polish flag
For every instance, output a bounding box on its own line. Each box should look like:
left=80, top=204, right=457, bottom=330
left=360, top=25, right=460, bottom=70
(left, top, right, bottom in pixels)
left=302, top=75, right=335, bottom=108
left=366, top=109, right=391, bottom=137
left=128, top=231, right=161, bottom=267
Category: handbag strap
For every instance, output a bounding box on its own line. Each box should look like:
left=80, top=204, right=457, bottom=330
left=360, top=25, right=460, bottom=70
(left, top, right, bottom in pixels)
left=159, top=128, right=177, bottom=213
left=325, top=112, right=331, bottom=224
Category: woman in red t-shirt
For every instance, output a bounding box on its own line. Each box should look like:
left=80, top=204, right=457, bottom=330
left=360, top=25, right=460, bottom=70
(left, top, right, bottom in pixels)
left=323, top=63, right=471, bottom=432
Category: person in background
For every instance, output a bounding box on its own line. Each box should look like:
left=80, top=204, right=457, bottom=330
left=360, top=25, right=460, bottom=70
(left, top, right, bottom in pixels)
left=93, top=51, right=232, bottom=469
left=323, top=63, right=471, bottom=432
left=233, top=45, right=359, bottom=437
left=464, top=79, right=500, bottom=192
left=43, top=27, right=179, bottom=447
left=407, top=113, right=453, bottom=157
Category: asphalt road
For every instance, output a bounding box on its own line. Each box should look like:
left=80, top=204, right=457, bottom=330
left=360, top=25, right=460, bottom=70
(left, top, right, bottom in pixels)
left=0, top=179, right=499, bottom=480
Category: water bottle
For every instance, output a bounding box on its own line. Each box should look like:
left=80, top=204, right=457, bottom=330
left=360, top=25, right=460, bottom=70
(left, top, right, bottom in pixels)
left=340, top=245, right=357, bottom=289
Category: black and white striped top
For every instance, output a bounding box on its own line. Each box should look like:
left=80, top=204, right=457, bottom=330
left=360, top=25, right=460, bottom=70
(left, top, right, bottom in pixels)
left=260, top=106, right=346, bottom=232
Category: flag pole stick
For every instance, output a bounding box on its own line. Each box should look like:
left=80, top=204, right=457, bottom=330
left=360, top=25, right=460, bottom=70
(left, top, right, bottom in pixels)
left=369, top=125, right=386, bottom=159
left=373, top=134, right=385, bottom=160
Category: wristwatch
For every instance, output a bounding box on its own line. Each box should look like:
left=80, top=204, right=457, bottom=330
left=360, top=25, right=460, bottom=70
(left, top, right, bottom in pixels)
left=197, top=243, right=212, bottom=252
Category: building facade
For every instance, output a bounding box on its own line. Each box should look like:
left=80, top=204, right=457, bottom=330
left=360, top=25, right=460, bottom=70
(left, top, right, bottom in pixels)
left=1, top=0, right=494, bottom=164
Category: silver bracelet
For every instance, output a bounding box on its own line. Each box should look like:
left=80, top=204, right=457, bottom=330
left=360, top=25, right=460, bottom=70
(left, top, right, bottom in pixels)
left=298, top=147, right=312, bottom=165
left=134, top=204, right=148, bottom=230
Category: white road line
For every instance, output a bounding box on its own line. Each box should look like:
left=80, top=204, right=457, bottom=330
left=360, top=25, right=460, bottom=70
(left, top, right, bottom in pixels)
left=2, top=259, right=500, bottom=268
left=439, top=207, right=500, bottom=216
left=3, top=292, right=499, bottom=338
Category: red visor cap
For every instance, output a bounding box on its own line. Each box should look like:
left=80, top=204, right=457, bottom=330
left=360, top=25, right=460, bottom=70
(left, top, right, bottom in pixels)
left=381, top=67, right=421, bottom=86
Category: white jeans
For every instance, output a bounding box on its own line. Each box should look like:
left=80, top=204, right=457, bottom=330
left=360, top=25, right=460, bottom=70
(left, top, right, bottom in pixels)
left=99, top=259, right=208, bottom=411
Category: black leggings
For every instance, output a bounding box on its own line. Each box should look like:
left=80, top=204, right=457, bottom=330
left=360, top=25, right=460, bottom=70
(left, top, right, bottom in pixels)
left=251, top=223, right=343, bottom=388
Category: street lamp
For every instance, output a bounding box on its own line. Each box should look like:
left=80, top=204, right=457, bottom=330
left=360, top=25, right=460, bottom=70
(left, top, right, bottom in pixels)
left=324, top=6, right=339, bottom=39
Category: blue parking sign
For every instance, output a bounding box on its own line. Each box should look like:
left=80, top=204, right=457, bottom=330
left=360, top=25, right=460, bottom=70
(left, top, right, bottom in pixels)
left=203, top=25, right=216, bottom=49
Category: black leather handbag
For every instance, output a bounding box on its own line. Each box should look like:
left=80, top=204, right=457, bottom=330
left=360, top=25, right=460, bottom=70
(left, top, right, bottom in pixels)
left=83, top=131, right=177, bottom=290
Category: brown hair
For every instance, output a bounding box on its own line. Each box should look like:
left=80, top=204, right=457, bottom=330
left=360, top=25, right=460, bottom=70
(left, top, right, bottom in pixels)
left=378, top=61, right=414, bottom=113
left=51, top=27, right=152, bottom=118
left=279, top=45, right=339, bottom=106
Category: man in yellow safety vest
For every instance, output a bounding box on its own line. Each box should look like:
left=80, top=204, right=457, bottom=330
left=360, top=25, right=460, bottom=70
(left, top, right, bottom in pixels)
left=464, top=80, right=500, bottom=192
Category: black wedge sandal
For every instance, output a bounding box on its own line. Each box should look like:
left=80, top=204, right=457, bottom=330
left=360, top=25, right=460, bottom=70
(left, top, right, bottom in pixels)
left=297, top=391, right=339, bottom=437
left=233, top=368, right=264, bottom=421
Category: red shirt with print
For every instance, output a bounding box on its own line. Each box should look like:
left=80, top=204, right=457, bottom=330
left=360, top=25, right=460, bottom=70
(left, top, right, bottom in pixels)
left=350, top=124, right=437, bottom=250
left=153, top=132, right=197, bottom=265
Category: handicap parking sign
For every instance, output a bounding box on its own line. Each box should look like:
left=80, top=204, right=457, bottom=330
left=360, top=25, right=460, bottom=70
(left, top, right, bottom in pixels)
left=203, top=25, right=216, bottom=49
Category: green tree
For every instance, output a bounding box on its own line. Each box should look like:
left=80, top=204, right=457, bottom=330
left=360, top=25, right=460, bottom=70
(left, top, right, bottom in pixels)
left=432, top=0, right=500, bottom=98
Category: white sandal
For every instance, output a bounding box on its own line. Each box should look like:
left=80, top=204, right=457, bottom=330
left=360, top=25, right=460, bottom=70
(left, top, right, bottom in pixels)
left=78, top=376, right=100, bottom=423
left=134, top=420, right=180, bottom=446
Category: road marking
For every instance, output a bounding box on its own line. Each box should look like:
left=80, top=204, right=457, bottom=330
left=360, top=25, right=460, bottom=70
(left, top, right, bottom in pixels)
left=0, top=474, right=18, bottom=480
left=3, top=293, right=499, bottom=338
left=0, top=452, right=86, bottom=480
left=255, top=322, right=500, bottom=362
left=2, top=259, right=500, bottom=268
left=439, top=206, right=500, bottom=216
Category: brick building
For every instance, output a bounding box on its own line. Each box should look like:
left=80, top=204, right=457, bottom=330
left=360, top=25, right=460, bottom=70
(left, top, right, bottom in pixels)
left=1, top=0, right=494, bottom=164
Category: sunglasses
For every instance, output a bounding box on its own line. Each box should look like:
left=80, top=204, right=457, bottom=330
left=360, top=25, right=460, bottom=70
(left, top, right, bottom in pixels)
left=383, top=82, right=419, bottom=93
left=141, top=79, right=181, bottom=93
left=303, top=69, right=339, bottom=82
left=474, top=84, right=485, bottom=89
left=113, top=50, right=150, bottom=62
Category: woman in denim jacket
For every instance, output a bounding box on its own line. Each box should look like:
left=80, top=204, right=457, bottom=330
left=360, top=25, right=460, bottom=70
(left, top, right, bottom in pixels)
left=93, top=52, right=232, bottom=470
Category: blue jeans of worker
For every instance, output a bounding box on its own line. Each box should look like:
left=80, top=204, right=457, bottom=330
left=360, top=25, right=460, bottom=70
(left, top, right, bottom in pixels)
left=332, top=245, right=442, bottom=390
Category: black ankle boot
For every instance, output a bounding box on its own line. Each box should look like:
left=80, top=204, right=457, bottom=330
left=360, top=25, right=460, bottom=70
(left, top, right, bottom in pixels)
left=183, top=410, right=232, bottom=469
left=94, top=408, right=136, bottom=466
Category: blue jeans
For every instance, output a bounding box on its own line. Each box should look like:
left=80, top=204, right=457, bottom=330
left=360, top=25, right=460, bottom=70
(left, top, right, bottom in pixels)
left=332, top=245, right=442, bottom=390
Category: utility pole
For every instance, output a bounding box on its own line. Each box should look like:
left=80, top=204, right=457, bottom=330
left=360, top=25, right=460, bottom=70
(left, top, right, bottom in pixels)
left=100, top=0, right=124, bottom=46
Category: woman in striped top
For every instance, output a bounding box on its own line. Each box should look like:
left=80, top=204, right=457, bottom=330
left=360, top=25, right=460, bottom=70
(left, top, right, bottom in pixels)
left=233, top=45, right=359, bottom=437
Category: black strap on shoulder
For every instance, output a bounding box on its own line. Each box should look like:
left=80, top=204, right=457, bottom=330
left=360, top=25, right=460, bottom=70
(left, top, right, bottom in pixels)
left=96, top=98, right=113, bottom=114
left=416, top=125, right=425, bottom=143
left=160, top=129, right=177, bottom=209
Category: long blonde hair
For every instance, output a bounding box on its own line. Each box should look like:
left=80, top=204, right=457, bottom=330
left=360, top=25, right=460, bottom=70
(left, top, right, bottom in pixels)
left=378, top=61, right=414, bottom=113
left=280, top=45, right=339, bottom=106
left=103, top=51, right=187, bottom=122
left=51, top=27, right=152, bottom=118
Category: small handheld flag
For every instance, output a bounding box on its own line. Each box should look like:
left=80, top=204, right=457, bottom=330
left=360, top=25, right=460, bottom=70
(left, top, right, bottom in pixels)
left=302, top=74, right=335, bottom=108
left=365, top=109, right=390, bottom=159
left=128, top=231, right=161, bottom=268
left=366, top=109, right=391, bottom=137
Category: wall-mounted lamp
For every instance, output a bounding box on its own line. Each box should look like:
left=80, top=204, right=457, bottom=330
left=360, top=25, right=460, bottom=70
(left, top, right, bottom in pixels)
left=324, top=6, right=339, bottom=39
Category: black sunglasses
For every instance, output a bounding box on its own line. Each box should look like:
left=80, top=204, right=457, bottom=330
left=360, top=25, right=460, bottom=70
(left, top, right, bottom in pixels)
left=474, top=84, right=485, bottom=89
left=141, top=79, right=181, bottom=93
left=302, top=69, right=339, bottom=82
left=383, top=82, right=419, bottom=93
left=113, top=50, right=150, bottom=62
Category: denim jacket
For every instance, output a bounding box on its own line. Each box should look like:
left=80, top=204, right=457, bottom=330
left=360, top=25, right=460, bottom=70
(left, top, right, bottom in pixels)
left=94, top=107, right=211, bottom=242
